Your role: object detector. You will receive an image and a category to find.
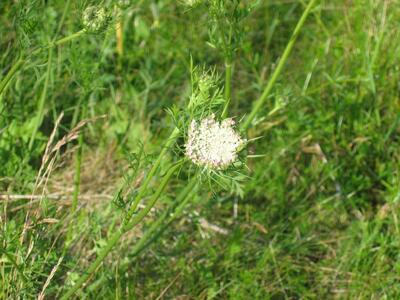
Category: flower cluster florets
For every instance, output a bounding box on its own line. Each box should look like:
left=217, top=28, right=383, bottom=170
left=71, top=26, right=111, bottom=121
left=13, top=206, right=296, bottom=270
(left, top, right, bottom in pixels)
left=185, top=114, right=246, bottom=170
left=82, top=6, right=108, bottom=32
left=181, top=0, right=203, bottom=8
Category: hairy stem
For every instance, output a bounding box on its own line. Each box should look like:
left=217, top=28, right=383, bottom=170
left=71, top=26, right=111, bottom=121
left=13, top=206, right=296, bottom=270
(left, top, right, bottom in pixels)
left=87, top=178, right=198, bottom=292
left=241, top=0, right=318, bottom=131
left=60, top=133, right=181, bottom=299
left=122, top=127, right=180, bottom=226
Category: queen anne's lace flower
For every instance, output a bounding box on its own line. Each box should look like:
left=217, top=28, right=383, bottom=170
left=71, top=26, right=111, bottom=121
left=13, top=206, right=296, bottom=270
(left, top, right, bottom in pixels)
left=82, top=6, right=107, bottom=32
left=182, top=0, right=202, bottom=7
left=185, top=114, right=245, bottom=169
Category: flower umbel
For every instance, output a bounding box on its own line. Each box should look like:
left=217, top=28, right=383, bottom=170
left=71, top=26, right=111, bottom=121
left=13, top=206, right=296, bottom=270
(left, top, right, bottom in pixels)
left=185, top=114, right=245, bottom=170
left=82, top=6, right=108, bottom=32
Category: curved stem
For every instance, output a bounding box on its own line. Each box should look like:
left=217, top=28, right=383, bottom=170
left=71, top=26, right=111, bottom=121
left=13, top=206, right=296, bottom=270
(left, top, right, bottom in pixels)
left=122, top=127, right=180, bottom=226
left=241, top=0, right=318, bottom=131
left=29, top=48, right=53, bottom=150
left=123, top=161, right=183, bottom=232
left=0, top=57, right=25, bottom=97
left=87, top=178, right=198, bottom=293
left=61, top=161, right=182, bottom=300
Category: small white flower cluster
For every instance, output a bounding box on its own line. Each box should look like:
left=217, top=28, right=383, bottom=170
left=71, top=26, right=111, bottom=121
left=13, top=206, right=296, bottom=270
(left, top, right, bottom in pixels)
left=117, top=0, right=131, bottom=8
left=181, top=0, right=202, bottom=8
left=185, top=114, right=245, bottom=170
left=82, top=6, right=107, bottom=32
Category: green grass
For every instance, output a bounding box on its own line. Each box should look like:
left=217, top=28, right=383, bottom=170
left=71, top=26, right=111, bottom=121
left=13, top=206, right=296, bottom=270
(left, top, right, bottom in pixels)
left=1, top=0, right=400, bottom=299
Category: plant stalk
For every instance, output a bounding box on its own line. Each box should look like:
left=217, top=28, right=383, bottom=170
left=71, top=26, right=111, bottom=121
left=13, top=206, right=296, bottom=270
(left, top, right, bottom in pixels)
left=60, top=133, right=181, bottom=299
left=31, top=30, right=86, bottom=56
left=87, top=178, right=198, bottom=292
left=241, top=0, right=318, bottom=131
left=29, top=48, right=53, bottom=150
left=122, top=127, right=180, bottom=226
left=221, top=61, right=233, bottom=118
left=0, top=57, right=25, bottom=97
left=64, top=124, right=85, bottom=250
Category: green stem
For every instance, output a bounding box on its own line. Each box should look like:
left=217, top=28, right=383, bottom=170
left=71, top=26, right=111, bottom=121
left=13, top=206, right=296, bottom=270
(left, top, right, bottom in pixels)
left=29, top=48, right=53, bottom=150
left=0, top=30, right=84, bottom=102
left=123, top=161, right=183, bottom=232
left=31, top=30, right=86, bottom=56
left=54, top=0, right=72, bottom=39
left=241, top=0, right=318, bottom=131
left=122, top=127, right=180, bottom=226
left=87, top=178, right=198, bottom=292
left=0, top=57, right=25, bottom=97
left=133, top=179, right=198, bottom=254
left=60, top=135, right=181, bottom=299
left=64, top=120, right=85, bottom=249
left=72, top=132, right=83, bottom=212
left=54, top=30, right=86, bottom=47
left=62, top=229, right=124, bottom=300
left=221, top=61, right=233, bottom=118
left=0, top=249, right=29, bottom=283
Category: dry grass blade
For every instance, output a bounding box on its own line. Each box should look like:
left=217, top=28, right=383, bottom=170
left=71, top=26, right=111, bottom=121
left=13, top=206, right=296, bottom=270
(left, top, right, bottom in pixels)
left=37, top=256, right=64, bottom=300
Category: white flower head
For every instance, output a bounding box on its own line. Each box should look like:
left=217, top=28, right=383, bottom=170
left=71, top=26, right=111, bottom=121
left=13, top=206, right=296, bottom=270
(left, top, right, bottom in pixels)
left=82, top=6, right=108, bottom=32
left=185, top=114, right=246, bottom=170
left=117, top=0, right=131, bottom=8
left=181, top=0, right=203, bottom=8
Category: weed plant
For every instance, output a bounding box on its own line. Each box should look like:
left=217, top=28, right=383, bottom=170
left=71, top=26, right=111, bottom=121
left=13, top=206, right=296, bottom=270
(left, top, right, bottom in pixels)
left=1, top=0, right=400, bottom=299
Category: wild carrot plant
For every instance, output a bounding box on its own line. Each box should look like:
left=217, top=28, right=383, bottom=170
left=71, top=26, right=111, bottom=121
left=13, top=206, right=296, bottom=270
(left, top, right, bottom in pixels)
left=3, top=0, right=377, bottom=298
left=61, top=0, right=318, bottom=298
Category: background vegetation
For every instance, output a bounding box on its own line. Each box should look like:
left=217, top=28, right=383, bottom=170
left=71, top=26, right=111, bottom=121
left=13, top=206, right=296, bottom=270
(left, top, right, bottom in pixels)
left=1, top=0, right=400, bottom=299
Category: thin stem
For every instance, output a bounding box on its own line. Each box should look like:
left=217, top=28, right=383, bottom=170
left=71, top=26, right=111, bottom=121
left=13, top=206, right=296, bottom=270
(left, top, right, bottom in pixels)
left=61, top=229, right=124, bottom=300
left=54, top=0, right=72, bottom=39
left=0, top=57, right=25, bottom=97
left=123, top=161, right=183, bottom=232
left=0, top=30, right=84, bottom=100
left=241, top=0, right=318, bottom=131
left=221, top=61, right=233, bottom=118
left=29, top=48, right=53, bottom=150
left=0, top=249, right=28, bottom=283
left=64, top=116, right=85, bottom=249
left=72, top=132, right=83, bottom=212
left=87, top=178, right=198, bottom=293
left=122, top=127, right=180, bottom=226
left=31, top=30, right=86, bottom=56
left=54, top=30, right=86, bottom=47
left=60, top=162, right=182, bottom=300
left=131, top=179, right=198, bottom=256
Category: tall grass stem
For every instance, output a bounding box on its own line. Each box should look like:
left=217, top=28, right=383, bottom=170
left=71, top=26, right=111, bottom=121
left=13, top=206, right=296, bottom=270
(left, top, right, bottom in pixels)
left=241, top=0, right=318, bottom=130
